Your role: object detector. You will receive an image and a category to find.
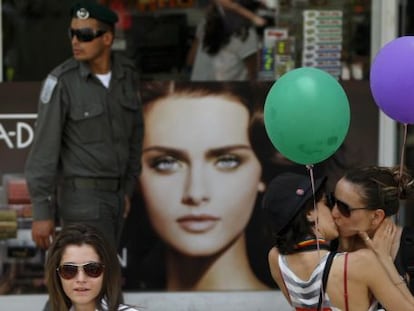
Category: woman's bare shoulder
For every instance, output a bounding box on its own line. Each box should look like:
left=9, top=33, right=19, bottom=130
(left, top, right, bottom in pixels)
left=268, top=246, right=280, bottom=262
left=347, top=248, right=378, bottom=262
left=340, top=249, right=381, bottom=278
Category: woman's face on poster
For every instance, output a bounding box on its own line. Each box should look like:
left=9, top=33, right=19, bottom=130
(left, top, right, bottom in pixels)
left=140, top=94, right=264, bottom=256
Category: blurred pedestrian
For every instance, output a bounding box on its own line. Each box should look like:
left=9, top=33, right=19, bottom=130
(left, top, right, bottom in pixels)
left=188, top=0, right=264, bottom=80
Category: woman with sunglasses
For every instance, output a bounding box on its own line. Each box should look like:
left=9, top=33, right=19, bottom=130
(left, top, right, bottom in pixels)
left=333, top=165, right=414, bottom=295
left=264, top=172, right=414, bottom=311
left=45, top=223, right=139, bottom=311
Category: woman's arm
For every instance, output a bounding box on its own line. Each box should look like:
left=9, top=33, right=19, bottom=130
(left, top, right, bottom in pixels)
left=215, top=0, right=266, bottom=26
left=355, top=249, right=414, bottom=310
left=360, top=219, right=414, bottom=304
left=268, top=247, right=291, bottom=303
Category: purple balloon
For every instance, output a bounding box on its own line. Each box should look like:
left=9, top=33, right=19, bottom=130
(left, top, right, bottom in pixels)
left=370, top=36, right=414, bottom=124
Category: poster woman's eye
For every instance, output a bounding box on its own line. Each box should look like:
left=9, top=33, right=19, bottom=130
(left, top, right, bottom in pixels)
left=215, top=154, right=241, bottom=170
left=150, top=156, right=183, bottom=173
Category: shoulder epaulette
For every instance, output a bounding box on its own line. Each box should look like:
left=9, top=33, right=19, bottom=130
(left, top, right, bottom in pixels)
left=49, top=58, right=79, bottom=78
left=114, top=52, right=136, bottom=70
left=40, top=58, right=78, bottom=104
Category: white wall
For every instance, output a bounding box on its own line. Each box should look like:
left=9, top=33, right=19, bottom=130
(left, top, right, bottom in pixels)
left=371, top=0, right=398, bottom=167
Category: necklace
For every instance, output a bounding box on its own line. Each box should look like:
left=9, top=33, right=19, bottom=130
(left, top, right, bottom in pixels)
left=294, top=238, right=331, bottom=252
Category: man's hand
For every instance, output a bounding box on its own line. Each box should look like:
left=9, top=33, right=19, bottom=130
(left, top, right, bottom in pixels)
left=32, top=220, right=55, bottom=250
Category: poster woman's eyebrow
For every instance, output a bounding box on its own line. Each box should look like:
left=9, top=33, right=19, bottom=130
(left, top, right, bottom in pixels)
left=206, top=145, right=252, bottom=157
left=142, top=146, right=189, bottom=159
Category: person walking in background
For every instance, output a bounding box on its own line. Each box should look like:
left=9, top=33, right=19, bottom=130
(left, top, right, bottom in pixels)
left=187, top=0, right=265, bottom=81
left=25, top=0, right=143, bottom=250
left=264, top=172, right=414, bottom=311
left=46, top=223, right=140, bottom=311
left=333, top=165, right=414, bottom=295
left=215, top=0, right=267, bottom=27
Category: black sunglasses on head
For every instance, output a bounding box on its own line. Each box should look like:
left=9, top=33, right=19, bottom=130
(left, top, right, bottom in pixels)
left=57, top=262, right=105, bottom=280
left=68, top=28, right=107, bottom=42
left=327, top=192, right=369, bottom=217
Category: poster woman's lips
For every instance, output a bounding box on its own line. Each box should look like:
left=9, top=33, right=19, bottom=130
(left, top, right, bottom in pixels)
left=177, top=214, right=220, bottom=233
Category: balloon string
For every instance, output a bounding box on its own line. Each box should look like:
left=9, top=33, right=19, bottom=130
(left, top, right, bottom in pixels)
left=306, top=164, right=324, bottom=303
left=397, top=123, right=408, bottom=225
left=399, top=124, right=408, bottom=180
left=306, top=164, right=320, bottom=253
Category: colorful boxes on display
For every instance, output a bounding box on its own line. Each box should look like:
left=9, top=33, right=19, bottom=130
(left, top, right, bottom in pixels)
left=3, top=175, right=32, bottom=219
left=274, top=37, right=295, bottom=79
left=302, top=10, right=343, bottom=79
left=259, top=27, right=295, bottom=80
left=0, top=174, right=34, bottom=251
left=0, top=209, right=17, bottom=240
left=5, top=176, right=31, bottom=205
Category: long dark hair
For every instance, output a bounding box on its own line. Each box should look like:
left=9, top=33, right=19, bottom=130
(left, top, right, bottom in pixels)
left=202, top=0, right=258, bottom=55
left=342, top=165, right=414, bottom=216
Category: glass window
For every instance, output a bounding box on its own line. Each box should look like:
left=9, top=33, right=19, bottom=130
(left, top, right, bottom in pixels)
left=2, top=0, right=373, bottom=81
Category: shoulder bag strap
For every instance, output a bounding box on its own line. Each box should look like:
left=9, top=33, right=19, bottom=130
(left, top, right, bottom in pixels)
left=317, top=251, right=337, bottom=311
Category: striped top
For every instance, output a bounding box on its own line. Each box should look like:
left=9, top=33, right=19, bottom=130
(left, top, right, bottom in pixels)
left=279, top=252, right=342, bottom=311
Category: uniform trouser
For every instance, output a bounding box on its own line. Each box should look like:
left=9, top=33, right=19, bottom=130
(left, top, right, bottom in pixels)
left=58, top=184, right=125, bottom=249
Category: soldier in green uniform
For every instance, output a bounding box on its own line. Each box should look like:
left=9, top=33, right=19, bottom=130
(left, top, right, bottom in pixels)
left=25, top=0, right=143, bottom=250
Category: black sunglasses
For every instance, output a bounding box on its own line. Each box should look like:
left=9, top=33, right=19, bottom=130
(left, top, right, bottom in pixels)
left=57, top=262, right=105, bottom=280
left=327, top=193, right=369, bottom=217
left=68, top=28, right=107, bottom=42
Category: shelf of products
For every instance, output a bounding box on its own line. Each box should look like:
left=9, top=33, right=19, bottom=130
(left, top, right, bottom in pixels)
left=0, top=175, right=45, bottom=295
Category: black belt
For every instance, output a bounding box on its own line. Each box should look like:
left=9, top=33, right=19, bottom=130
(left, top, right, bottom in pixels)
left=66, top=177, right=120, bottom=191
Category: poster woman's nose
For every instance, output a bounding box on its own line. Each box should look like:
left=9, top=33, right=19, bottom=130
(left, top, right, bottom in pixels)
left=181, top=164, right=210, bottom=206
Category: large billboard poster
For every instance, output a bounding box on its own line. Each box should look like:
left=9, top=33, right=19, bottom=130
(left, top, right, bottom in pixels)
left=121, top=80, right=379, bottom=291
left=0, top=80, right=378, bottom=294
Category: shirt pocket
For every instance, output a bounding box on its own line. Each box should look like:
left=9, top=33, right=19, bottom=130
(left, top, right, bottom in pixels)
left=68, top=103, right=105, bottom=143
left=120, top=90, right=139, bottom=111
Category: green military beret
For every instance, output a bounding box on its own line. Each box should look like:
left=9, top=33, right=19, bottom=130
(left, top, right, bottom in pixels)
left=70, top=0, right=118, bottom=25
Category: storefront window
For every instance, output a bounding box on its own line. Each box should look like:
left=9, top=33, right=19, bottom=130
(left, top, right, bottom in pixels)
left=1, top=0, right=373, bottom=82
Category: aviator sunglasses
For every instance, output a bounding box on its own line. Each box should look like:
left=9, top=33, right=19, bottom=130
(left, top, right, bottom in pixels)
left=57, top=262, right=105, bottom=280
left=68, top=28, right=107, bottom=42
left=326, top=193, right=369, bottom=217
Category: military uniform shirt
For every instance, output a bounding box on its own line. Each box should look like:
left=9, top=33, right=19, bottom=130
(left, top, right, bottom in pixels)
left=25, top=52, right=143, bottom=220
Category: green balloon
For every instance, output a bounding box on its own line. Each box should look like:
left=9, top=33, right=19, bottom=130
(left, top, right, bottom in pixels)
left=264, top=67, right=350, bottom=165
